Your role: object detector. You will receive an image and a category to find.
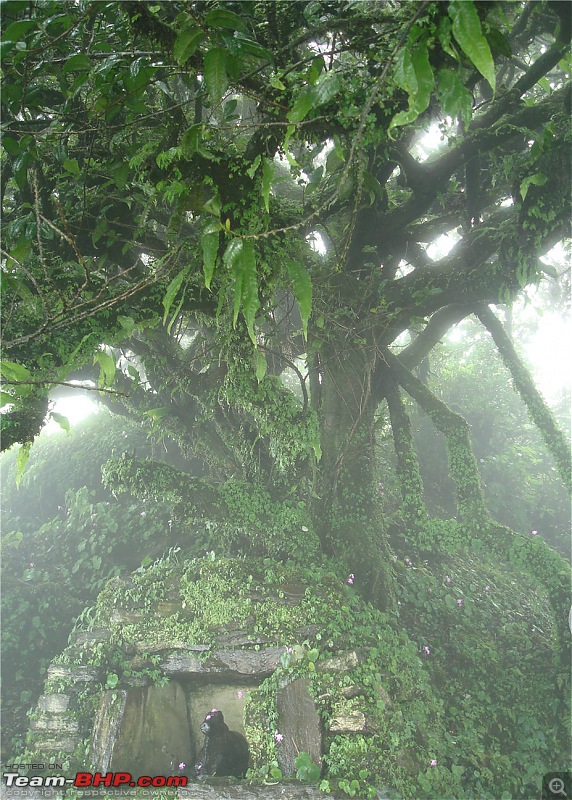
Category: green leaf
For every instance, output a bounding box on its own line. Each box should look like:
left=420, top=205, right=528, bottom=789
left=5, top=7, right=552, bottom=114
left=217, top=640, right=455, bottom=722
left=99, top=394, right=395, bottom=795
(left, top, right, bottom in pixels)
left=389, top=40, right=434, bottom=135
left=519, top=172, right=547, bottom=201
left=394, top=43, right=416, bottom=94
left=287, top=86, right=314, bottom=123
left=261, top=159, right=274, bottom=212
left=255, top=351, right=267, bottom=382
left=203, top=194, right=221, bottom=216
left=449, top=1, right=496, bottom=94
left=117, top=315, right=136, bottom=337
left=1, top=360, right=31, bottom=382
left=437, top=16, right=457, bottom=60
left=223, top=239, right=258, bottom=339
left=410, top=42, right=434, bottom=110
left=63, top=158, right=80, bottom=175
left=3, top=19, right=37, bottom=42
left=50, top=412, right=70, bottom=433
left=232, top=34, right=272, bottom=61
left=287, top=260, right=312, bottom=340
left=173, top=27, right=205, bottom=65
left=162, top=265, right=190, bottom=325
left=16, top=443, right=31, bottom=487
left=181, top=123, right=203, bottom=157
left=0, top=391, right=14, bottom=406
left=106, top=673, right=119, bottom=689
left=311, top=71, right=341, bottom=106
left=240, top=240, right=259, bottom=344
left=204, top=47, right=229, bottom=105
left=311, top=435, right=322, bottom=461
left=113, top=161, right=129, bottom=189
left=201, top=223, right=221, bottom=289
left=62, top=54, right=91, bottom=73
left=437, top=68, right=473, bottom=126
left=486, top=28, right=512, bottom=58
left=1, top=136, right=21, bottom=156
left=144, top=407, right=169, bottom=420
left=540, top=262, right=559, bottom=279
left=246, top=154, right=261, bottom=179
left=204, top=8, right=247, bottom=31
left=93, top=351, right=116, bottom=388
left=287, top=72, right=341, bottom=123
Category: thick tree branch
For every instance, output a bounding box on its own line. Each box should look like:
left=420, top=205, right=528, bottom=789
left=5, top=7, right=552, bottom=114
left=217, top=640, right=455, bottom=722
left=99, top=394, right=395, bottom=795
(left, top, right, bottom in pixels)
left=474, top=304, right=571, bottom=492
left=384, top=349, right=490, bottom=529
left=385, top=376, right=427, bottom=527
left=398, top=305, right=474, bottom=371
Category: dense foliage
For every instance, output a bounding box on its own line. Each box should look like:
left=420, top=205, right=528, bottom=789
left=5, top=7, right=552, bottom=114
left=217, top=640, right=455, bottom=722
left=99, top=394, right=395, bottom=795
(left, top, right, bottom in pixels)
left=1, top=0, right=571, bottom=796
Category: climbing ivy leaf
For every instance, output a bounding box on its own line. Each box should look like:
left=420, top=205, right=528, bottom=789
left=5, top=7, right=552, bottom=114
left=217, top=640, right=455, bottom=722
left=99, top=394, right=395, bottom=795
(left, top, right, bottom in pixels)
left=448, top=1, right=496, bottom=94
left=287, top=260, right=312, bottom=341
left=204, top=47, right=229, bottom=105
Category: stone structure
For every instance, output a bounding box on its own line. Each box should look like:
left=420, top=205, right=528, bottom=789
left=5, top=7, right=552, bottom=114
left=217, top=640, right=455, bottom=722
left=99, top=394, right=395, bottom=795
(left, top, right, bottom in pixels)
left=24, top=560, right=393, bottom=796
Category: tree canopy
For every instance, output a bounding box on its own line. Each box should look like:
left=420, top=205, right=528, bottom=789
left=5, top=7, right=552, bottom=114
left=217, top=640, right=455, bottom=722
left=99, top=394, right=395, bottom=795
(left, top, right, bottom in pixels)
left=1, top=1, right=571, bottom=795
left=2, top=0, right=570, bottom=581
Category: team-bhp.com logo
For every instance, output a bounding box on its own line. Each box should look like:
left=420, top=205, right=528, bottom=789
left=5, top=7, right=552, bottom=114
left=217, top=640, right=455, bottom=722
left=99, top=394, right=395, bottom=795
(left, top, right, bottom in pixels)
left=3, top=771, right=188, bottom=789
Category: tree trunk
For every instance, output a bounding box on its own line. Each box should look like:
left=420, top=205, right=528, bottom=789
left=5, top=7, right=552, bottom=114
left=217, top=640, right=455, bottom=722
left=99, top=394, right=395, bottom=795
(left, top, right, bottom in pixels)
left=313, top=338, right=395, bottom=611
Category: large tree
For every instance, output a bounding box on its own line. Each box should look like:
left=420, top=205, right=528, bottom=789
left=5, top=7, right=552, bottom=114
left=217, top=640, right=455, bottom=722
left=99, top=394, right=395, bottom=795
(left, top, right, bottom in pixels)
left=1, top=0, right=570, bottom=618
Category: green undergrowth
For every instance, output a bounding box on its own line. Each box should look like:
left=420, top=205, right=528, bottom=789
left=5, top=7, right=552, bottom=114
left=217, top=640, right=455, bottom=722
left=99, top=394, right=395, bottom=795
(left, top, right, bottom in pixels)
left=23, top=543, right=571, bottom=799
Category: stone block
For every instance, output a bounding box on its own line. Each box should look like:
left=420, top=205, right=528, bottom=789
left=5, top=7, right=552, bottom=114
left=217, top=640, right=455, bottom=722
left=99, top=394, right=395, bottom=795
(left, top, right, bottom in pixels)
left=37, top=694, right=70, bottom=714
left=91, top=689, right=128, bottom=772
left=68, top=628, right=111, bottom=646
left=317, top=651, right=360, bottom=672
left=30, top=735, right=78, bottom=754
left=30, top=715, right=79, bottom=734
left=46, top=665, right=100, bottom=684
left=276, top=678, right=322, bottom=777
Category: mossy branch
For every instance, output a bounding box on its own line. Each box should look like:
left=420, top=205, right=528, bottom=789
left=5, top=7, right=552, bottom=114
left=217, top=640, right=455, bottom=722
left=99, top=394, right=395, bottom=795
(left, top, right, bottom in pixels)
left=385, top=377, right=427, bottom=528
left=384, top=350, right=490, bottom=530
left=475, top=304, right=571, bottom=493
